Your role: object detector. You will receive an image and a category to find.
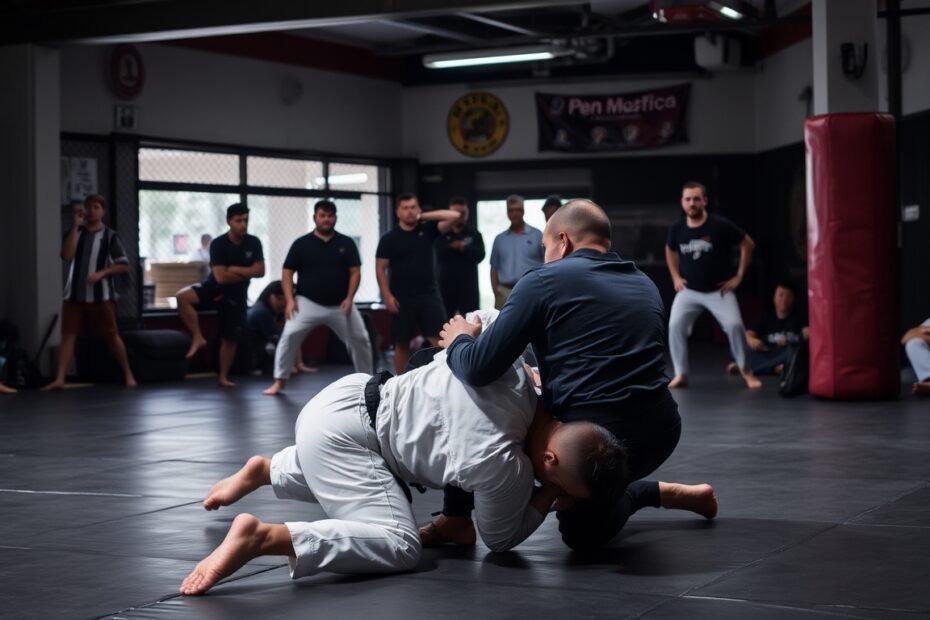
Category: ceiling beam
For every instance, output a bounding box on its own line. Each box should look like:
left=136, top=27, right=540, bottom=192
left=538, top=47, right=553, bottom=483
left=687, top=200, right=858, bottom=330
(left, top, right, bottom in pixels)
left=377, top=18, right=485, bottom=43
left=455, top=12, right=542, bottom=36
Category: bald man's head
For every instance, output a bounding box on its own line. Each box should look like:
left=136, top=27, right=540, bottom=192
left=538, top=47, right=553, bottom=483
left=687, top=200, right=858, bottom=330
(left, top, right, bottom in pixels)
left=545, top=421, right=628, bottom=501
left=542, top=199, right=611, bottom=262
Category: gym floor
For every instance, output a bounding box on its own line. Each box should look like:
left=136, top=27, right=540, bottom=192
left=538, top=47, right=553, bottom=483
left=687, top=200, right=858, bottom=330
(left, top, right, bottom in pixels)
left=2, top=350, right=928, bottom=619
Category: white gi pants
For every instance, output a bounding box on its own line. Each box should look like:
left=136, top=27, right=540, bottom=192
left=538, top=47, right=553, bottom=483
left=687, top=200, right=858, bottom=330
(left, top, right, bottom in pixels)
left=274, top=296, right=373, bottom=379
left=270, top=374, right=420, bottom=578
left=904, top=318, right=930, bottom=381
left=669, top=288, right=748, bottom=376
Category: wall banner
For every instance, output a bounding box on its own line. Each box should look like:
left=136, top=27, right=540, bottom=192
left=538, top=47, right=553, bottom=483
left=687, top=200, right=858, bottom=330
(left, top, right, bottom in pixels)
left=535, top=84, right=691, bottom=152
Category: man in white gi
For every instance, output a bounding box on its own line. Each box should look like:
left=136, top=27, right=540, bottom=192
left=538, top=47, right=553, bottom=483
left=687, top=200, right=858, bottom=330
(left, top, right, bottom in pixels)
left=181, top=314, right=624, bottom=595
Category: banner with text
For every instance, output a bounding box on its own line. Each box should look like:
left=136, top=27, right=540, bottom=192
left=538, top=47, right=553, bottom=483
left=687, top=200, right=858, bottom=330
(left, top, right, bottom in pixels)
left=535, top=84, right=691, bottom=152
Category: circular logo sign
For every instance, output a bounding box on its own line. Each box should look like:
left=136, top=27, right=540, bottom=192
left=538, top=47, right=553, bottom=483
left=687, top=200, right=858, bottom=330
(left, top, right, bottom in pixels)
left=109, top=44, right=145, bottom=100
left=447, top=92, right=509, bottom=157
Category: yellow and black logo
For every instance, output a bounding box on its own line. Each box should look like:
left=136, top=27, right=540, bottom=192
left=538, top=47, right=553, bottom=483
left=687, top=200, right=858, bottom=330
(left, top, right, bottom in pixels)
left=447, top=92, right=509, bottom=157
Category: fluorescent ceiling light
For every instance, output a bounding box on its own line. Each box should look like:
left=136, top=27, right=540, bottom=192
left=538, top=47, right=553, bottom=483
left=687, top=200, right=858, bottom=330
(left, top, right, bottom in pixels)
left=423, top=45, right=571, bottom=69
left=709, top=2, right=744, bottom=19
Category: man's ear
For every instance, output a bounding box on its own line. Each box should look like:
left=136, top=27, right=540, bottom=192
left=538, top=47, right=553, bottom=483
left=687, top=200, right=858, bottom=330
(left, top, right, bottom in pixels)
left=543, top=450, right=559, bottom=467
left=558, top=232, right=573, bottom=259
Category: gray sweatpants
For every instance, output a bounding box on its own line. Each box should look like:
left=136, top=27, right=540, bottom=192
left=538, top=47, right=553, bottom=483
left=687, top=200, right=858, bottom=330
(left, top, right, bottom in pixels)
left=904, top=318, right=930, bottom=382
left=669, top=288, right=747, bottom=377
left=274, top=296, right=373, bottom=380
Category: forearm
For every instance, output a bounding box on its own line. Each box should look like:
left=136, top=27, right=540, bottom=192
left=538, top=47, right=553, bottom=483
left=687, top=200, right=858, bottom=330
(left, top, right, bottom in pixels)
left=420, top=209, right=462, bottom=223
left=61, top=228, right=79, bottom=261
left=490, top=269, right=500, bottom=290
left=737, top=237, right=755, bottom=277
left=346, top=269, right=361, bottom=300
left=282, top=270, right=296, bottom=303
left=665, top=247, right=681, bottom=278
left=375, top=261, right=392, bottom=299
left=101, top=263, right=129, bottom=276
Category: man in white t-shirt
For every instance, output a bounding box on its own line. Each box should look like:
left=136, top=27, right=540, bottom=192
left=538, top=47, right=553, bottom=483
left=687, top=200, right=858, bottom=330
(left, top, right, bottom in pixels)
left=180, top=315, right=625, bottom=595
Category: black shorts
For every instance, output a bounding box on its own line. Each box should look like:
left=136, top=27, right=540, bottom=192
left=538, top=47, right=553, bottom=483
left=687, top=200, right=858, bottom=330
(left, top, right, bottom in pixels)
left=193, top=282, right=246, bottom=342
left=392, top=293, right=446, bottom=344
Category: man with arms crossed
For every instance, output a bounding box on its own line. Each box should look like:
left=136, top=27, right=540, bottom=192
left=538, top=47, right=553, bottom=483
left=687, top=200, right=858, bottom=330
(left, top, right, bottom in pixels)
left=436, top=196, right=485, bottom=316
left=263, top=200, right=372, bottom=395
left=176, top=203, right=264, bottom=387
left=180, top=332, right=624, bottom=595
left=666, top=181, right=760, bottom=389
left=376, top=193, right=462, bottom=374
left=426, top=200, right=715, bottom=551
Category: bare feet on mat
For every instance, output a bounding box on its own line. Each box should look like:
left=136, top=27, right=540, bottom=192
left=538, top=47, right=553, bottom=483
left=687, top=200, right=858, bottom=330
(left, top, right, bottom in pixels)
left=180, top=513, right=264, bottom=595
left=668, top=375, right=688, bottom=389
left=217, top=378, right=236, bottom=388
left=741, top=369, right=762, bottom=389
left=725, top=362, right=739, bottom=375
left=774, top=363, right=784, bottom=376
left=659, top=482, right=718, bottom=519
left=0, top=384, right=17, bottom=394
left=41, top=379, right=65, bottom=391
left=262, top=380, right=285, bottom=396
left=125, top=377, right=138, bottom=388
left=203, top=456, right=271, bottom=511
left=294, top=364, right=318, bottom=374
left=913, top=380, right=930, bottom=396
left=186, top=336, right=207, bottom=359
left=419, top=515, right=476, bottom=547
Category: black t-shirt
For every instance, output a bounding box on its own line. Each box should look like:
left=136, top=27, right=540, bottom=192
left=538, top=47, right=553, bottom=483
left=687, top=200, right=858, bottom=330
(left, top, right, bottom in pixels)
left=207, top=233, right=264, bottom=300
left=666, top=214, right=745, bottom=292
left=435, top=227, right=486, bottom=280
left=376, top=221, right=441, bottom=297
left=752, top=310, right=806, bottom=348
left=283, top=231, right=361, bottom=306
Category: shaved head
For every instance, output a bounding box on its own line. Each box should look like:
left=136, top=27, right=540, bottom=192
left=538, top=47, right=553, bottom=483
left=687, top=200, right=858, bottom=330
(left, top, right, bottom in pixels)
left=552, top=421, right=628, bottom=501
left=546, top=199, right=611, bottom=247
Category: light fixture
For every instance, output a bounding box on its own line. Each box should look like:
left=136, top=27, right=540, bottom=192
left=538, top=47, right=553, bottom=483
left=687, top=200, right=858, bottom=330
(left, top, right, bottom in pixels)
left=709, top=2, right=743, bottom=19
left=423, top=44, right=572, bottom=69
left=312, top=173, right=368, bottom=186
left=650, top=0, right=756, bottom=23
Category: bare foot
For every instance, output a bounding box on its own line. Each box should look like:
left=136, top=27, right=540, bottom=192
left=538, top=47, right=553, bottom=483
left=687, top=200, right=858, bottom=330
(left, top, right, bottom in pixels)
left=180, top=513, right=264, bottom=595
left=186, top=336, right=207, bottom=359
left=659, top=482, right=718, bottom=519
left=725, top=362, right=738, bottom=375
left=41, top=379, right=66, bottom=391
left=741, top=370, right=762, bottom=389
left=125, top=377, right=138, bottom=388
left=668, top=375, right=688, bottom=389
left=773, top=364, right=784, bottom=376
left=204, top=456, right=271, bottom=511
left=262, top=380, right=285, bottom=396
left=419, top=515, right=476, bottom=547
left=294, top=364, right=318, bottom=374
left=0, top=384, right=17, bottom=394
left=218, top=378, right=237, bottom=388
left=913, top=380, right=930, bottom=396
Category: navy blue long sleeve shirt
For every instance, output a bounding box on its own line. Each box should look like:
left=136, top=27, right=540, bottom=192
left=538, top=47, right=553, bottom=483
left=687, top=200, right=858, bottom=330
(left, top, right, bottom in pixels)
left=446, top=249, right=669, bottom=417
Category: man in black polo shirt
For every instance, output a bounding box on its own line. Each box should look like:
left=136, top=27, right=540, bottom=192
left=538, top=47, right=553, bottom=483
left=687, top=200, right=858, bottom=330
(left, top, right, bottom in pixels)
left=424, top=199, right=716, bottom=551
left=435, top=197, right=485, bottom=316
left=376, top=193, right=463, bottom=374
left=665, top=181, right=760, bottom=389
left=177, top=203, right=265, bottom=388
left=263, top=200, right=372, bottom=396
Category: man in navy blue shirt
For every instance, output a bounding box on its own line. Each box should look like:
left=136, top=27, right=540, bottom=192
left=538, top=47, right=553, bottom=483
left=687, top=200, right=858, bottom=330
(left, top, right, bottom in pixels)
left=423, top=200, right=716, bottom=551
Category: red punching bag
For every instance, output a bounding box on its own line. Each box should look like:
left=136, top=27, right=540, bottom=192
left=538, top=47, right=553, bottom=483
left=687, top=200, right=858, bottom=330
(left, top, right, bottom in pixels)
left=805, top=113, right=899, bottom=399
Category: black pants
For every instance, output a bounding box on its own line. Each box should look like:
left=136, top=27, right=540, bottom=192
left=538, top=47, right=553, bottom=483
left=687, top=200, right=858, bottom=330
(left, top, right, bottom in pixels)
left=442, top=390, right=682, bottom=552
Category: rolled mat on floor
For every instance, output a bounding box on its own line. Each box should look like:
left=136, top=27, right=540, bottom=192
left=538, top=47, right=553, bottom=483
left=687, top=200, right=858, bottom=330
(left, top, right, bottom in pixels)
left=805, top=113, right=899, bottom=399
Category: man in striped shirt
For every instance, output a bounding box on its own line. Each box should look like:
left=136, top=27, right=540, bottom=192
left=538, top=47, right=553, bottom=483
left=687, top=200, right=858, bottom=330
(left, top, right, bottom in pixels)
left=43, top=194, right=136, bottom=389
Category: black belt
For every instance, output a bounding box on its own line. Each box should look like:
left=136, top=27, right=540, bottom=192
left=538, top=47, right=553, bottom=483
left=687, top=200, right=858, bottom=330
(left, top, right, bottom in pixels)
left=363, top=371, right=426, bottom=504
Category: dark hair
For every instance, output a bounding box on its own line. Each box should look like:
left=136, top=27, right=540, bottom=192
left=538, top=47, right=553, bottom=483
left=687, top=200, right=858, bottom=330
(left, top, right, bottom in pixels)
left=682, top=181, right=707, bottom=197
left=226, top=203, right=249, bottom=220
left=542, top=194, right=562, bottom=209
left=396, top=192, right=418, bottom=206
left=314, top=200, right=337, bottom=215
left=570, top=422, right=629, bottom=504
left=775, top=279, right=797, bottom=296
left=448, top=196, right=467, bottom=207
left=200, top=233, right=212, bottom=244
left=258, top=280, right=284, bottom=305
left=84, top=194, right=106, bottom=209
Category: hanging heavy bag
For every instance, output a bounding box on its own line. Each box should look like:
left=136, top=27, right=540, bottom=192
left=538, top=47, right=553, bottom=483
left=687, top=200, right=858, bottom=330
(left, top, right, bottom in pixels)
left=779, top=339, right=809, bottom=397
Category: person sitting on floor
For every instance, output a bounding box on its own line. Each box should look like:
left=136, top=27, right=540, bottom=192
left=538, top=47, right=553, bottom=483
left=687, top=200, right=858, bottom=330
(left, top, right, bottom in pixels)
left=245, top=281, right=316, bottom=375
left=728, top=280, right=809, bottom=376
left=901, top=318, right=930, bottom=396
left=180, top=314, right=626, bottom=596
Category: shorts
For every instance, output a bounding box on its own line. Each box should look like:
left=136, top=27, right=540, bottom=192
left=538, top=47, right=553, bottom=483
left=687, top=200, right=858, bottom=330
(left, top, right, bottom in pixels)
left=193, top=281, right=246, bottom=341
left=392, top=293, right=446, bottom=344
left=61, top=300, right=118, bottom=337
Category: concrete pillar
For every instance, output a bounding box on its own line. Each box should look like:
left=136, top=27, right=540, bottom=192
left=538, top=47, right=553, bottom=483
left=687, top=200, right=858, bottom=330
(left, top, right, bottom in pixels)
left=0, top=45, right=61, bottom=372
left=812, top=0, right=879, bottom=114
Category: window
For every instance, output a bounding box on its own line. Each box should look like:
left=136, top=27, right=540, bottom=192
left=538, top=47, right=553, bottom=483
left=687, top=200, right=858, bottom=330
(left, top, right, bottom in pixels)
left=138, top=146, right=389, bottom=309
left=475, top=198, right=547, bottom=310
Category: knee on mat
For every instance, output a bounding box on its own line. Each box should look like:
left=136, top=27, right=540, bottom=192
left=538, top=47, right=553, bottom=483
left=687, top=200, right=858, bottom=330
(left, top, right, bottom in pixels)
left=389, top=529, right=422, bottom=571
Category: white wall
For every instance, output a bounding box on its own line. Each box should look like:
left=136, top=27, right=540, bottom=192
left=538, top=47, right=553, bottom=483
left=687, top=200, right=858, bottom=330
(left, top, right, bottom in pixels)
left=401, top=73, right=757, bottom=164
left=60, top=43, right=402, bottom=157
left=755, top=38, right=813, bottom=152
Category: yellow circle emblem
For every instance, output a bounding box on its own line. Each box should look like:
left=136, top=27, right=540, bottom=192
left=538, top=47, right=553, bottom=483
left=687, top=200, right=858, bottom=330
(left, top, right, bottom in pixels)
left=447, top=92, right=509, bottom=157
